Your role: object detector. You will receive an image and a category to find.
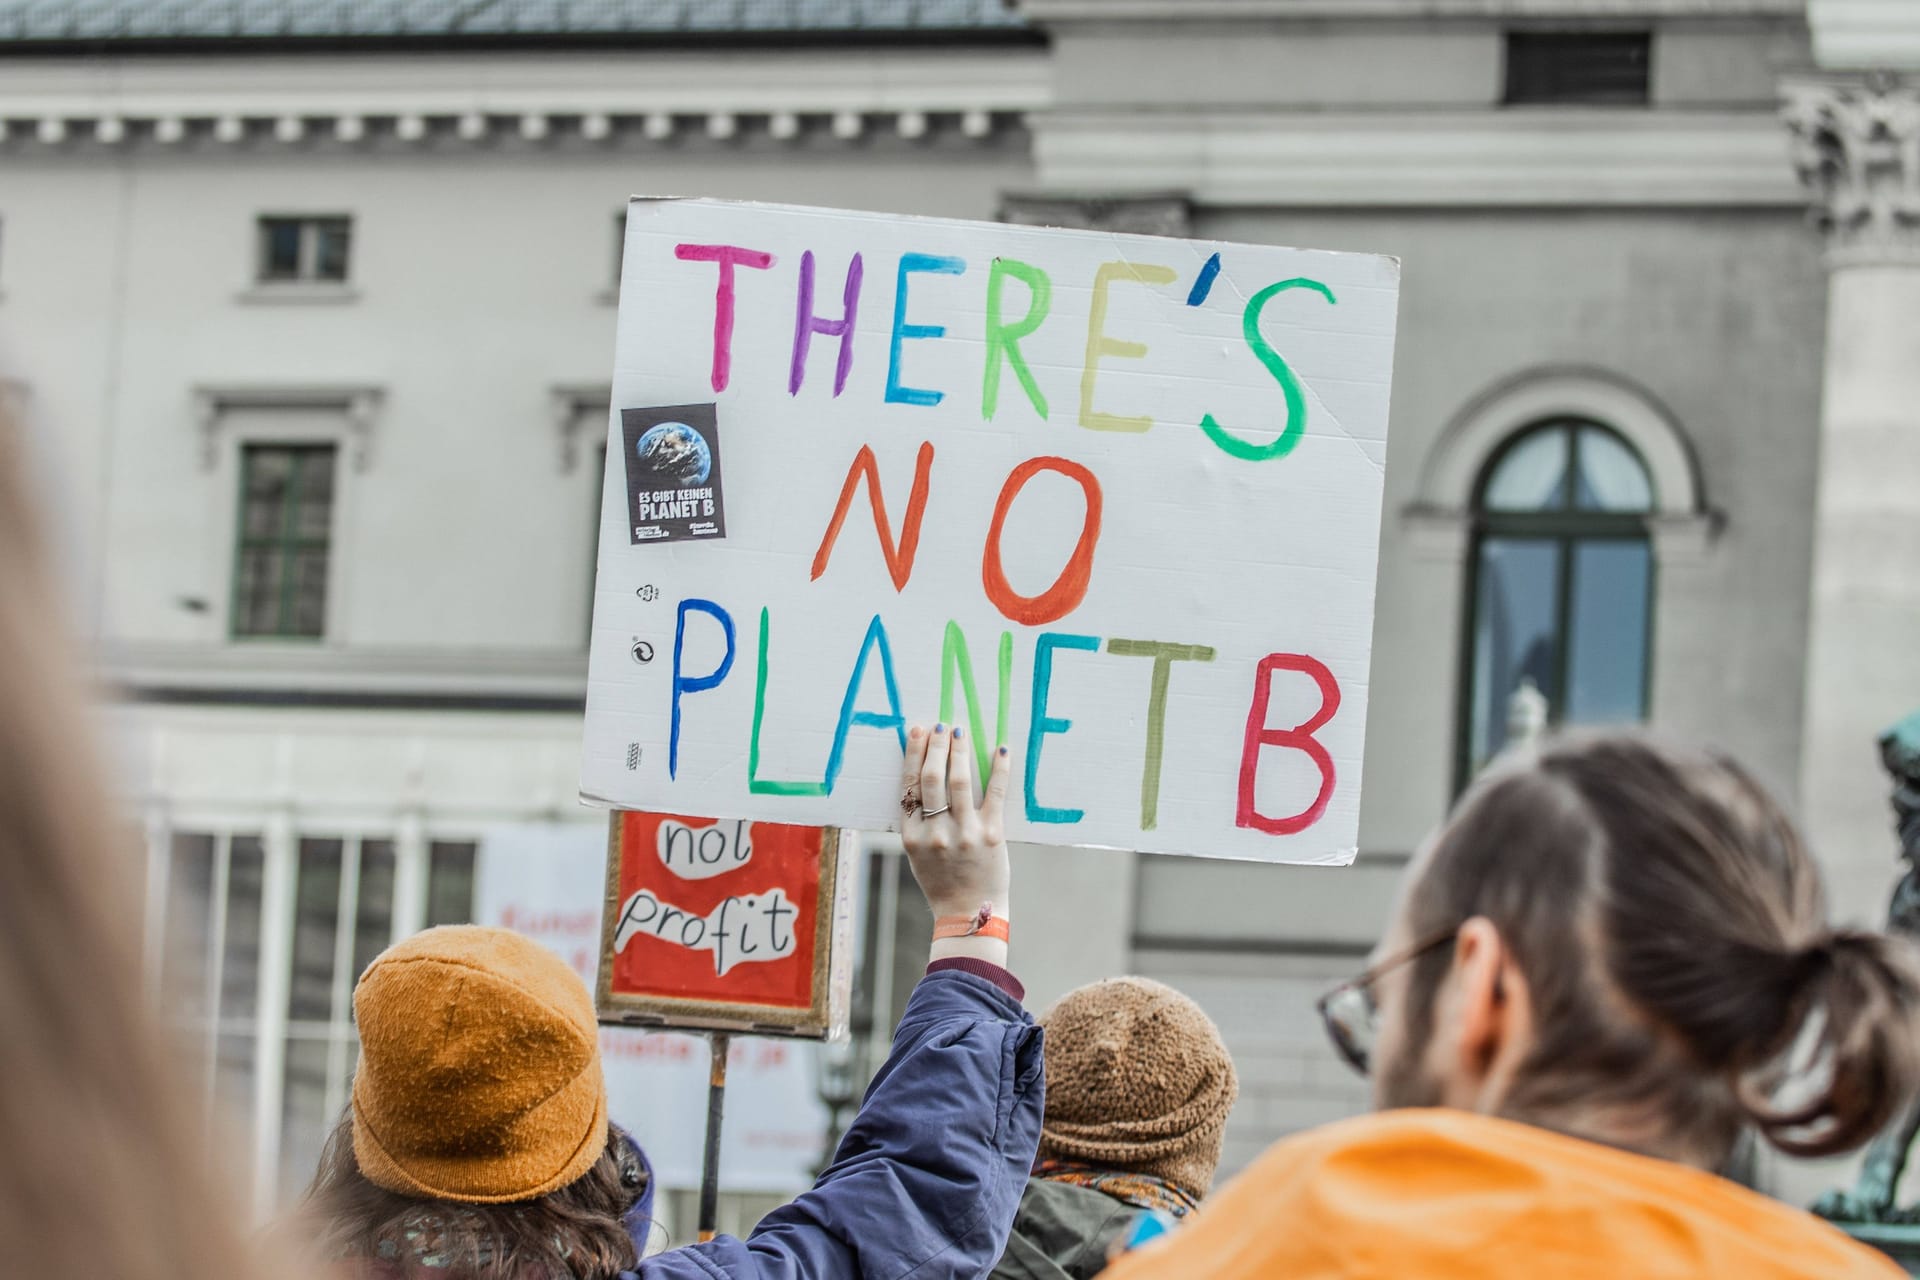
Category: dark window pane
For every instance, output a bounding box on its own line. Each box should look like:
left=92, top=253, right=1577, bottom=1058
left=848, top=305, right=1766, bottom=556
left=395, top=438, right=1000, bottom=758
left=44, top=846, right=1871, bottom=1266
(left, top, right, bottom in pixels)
left=286, top=549, right=329, bottom=638
left=314, top=219, right=351, bottom=282
left=279, top=1036, right=332, bottom=1203
left=1565, top=541, right=1651, bottom=723
left=221, top=836, right=265, bottom=1022
left=287, top=839, right=343, bottom=1022
left=235, top=445, right=334, bottom=639
left=426, top=842, right=477, bottom=928
left=1470, top=538, right=1561, bottom=769
left=162, top=833, right=216, bottom=1020
left=1483, top=427, right=1570, bottom=512
left=260, top=218, right=303, bottom=280
left=232, top=548, right=284, bottom=637
left=245, top=446, right=294, bottom=487
left=1505, top=31, right=1652, bottom=106
left=241, top=491, right=284, bottom=540
left=353, top=840, right=397, bottom=984
left=242, top=454, right=292, bottom=537
left=1573, top=428, right=1654, bottom=512
left=242, top=448, right=292, bottom=536
left=215, top=1034, right=256, bottom=1183
left=291, top=451, right=335, bottom=539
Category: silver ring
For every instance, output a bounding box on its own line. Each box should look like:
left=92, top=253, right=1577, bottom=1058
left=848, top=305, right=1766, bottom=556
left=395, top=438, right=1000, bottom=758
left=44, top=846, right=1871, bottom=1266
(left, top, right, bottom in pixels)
left=920, top=804, right=951, bottom=819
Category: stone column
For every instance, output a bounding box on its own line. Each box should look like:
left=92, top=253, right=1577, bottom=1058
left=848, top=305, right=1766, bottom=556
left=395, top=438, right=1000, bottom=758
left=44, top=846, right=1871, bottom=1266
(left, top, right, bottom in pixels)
left=1784, top=78, right=1920, bottom=924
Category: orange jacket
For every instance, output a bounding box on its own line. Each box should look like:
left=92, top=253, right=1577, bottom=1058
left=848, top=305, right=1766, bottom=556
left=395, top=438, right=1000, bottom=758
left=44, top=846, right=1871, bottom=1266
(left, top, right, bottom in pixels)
left=1102, top=1109, right=1901, bottom=1280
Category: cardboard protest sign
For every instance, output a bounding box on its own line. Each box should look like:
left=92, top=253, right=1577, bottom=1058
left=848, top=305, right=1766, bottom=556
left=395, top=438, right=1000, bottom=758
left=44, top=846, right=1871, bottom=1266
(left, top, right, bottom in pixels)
left=583, top=199, right=1399, bottom=863
left=595, top=811, right=853, bottom=1038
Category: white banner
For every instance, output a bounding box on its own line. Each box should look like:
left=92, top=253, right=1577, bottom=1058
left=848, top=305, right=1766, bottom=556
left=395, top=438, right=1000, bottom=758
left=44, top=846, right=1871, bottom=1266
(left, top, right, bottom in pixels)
left=473, top=823, right=829, bottom=1192
left=583, top=198, right=1399, bottom=863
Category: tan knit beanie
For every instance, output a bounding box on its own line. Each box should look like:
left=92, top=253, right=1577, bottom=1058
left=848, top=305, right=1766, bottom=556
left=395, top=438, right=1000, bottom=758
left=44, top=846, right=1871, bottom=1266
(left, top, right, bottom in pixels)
left=351, top=925, right=609, bottom=1204
left=1038, top=977, right=1238, bottom=1199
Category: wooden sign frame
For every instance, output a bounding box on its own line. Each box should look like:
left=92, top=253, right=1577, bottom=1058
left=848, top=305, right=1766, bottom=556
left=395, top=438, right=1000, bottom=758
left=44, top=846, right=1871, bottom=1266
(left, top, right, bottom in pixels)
left=594, top=811, right=851, bottom=1038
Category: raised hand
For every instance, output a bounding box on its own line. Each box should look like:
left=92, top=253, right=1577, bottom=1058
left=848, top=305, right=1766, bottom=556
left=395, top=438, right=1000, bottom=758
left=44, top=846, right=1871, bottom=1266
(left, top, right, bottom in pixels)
left=899, top=723, right=1013, bottom=965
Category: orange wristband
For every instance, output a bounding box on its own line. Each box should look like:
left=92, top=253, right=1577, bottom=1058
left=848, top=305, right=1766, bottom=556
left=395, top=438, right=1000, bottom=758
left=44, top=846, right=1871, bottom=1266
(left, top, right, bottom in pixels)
left=933, top=903, right=1011, bottom=943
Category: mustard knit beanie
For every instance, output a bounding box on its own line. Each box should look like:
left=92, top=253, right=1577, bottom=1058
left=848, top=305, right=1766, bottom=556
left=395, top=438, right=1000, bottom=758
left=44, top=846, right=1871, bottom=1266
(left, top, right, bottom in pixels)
left=351, top=925, right=609, bottom=1204
left=1037, top=977, right=1238, bottom=1199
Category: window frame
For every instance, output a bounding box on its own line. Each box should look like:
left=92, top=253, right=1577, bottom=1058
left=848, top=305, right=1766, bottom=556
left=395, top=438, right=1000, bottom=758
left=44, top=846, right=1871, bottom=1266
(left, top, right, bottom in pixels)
left=255, top=214, right=353, bottom=285
left=147, top=815, right=479, bottom=1217
left=230, top=441, right=339, bottom=642
left=1452, top=419, right=1657, bottom=789
left=1501, top=29, right=1654, bottom=108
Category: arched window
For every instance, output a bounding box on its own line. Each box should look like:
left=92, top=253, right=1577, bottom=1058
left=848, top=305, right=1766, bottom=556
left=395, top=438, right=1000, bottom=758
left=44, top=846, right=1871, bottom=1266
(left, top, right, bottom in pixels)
left=1459, top=418, right=1655, bottom=780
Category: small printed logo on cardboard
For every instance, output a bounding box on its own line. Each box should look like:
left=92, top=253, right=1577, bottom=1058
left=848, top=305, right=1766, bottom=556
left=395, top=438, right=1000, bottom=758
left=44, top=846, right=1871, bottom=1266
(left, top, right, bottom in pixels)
left=621, top=403, right=726, bottom=545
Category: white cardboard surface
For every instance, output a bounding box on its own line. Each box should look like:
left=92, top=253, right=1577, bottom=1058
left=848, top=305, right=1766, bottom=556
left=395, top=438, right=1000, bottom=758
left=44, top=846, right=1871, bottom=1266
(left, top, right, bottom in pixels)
left=583, top=199, right=1399, bottom=864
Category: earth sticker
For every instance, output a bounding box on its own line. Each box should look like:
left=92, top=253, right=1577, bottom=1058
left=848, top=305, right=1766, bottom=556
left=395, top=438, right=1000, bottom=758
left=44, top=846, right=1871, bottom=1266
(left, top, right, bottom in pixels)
left=634, top=420, right=712, bottom=487
left=620, top=403, right=726, bottom=544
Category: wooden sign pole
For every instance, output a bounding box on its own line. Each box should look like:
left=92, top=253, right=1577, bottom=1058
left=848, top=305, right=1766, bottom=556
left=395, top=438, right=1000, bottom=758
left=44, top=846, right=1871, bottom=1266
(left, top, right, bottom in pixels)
left=696, top=1032, right=731, bottom=1243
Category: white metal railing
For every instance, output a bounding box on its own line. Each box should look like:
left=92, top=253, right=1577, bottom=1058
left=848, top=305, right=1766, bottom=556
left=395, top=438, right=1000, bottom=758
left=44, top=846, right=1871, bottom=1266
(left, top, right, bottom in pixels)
left=143, top=809, right=475, bottom=1217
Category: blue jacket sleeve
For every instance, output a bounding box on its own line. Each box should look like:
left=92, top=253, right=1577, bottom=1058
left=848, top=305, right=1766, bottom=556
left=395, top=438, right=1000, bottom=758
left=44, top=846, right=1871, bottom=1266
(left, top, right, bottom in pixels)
left=632, top=969, right=1044, bottom=1280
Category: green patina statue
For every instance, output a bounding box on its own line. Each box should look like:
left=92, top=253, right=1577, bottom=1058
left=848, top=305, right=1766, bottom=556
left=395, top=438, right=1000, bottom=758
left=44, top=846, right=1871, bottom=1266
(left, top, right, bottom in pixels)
left=1815, top=712, right=1920, bottom=1241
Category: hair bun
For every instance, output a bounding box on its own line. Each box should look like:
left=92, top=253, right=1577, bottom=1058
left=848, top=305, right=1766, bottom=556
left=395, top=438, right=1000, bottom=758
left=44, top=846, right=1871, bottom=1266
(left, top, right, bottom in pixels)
left=1737, top=929, right=1920, bottom=1158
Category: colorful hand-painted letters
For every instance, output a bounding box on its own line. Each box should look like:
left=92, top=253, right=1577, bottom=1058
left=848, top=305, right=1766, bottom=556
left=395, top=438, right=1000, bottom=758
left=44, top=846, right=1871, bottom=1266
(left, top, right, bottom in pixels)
left=584, top=199, right=1401, bottom=864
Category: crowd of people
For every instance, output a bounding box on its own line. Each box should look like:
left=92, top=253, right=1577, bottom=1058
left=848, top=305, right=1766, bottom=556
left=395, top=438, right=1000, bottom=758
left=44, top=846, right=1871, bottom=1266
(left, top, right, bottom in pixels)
left=5, top=394, right=1920, bottom=1280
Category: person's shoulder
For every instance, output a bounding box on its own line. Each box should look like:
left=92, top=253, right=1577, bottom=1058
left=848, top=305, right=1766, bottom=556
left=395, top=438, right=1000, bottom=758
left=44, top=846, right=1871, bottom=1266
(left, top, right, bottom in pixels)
left=1019, top=1176, right=1145, bottom=1231
left=1004, top=1179, right=1143, bottom=1280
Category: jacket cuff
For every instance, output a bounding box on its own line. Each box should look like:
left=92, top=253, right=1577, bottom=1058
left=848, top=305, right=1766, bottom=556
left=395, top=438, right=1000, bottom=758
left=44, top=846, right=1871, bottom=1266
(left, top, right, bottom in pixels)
left=926, top=957, right=1025, bottom=1003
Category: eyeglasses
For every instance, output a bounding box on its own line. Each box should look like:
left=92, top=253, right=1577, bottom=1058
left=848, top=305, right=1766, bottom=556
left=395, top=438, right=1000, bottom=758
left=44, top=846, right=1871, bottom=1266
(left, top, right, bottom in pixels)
left=1315, top=928, right=1459, bottom=1077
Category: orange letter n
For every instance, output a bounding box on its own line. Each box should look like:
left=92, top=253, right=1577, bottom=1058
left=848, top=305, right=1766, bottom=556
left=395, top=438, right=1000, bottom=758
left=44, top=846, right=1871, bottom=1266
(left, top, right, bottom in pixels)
left=811, top=442, right=935, bottom=592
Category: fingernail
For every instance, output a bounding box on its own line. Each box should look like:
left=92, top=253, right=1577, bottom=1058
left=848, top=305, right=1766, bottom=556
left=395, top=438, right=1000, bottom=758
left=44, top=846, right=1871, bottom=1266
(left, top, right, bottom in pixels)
left=909, top=725, right=925, bottom=740
left=953, top=725, right=964, bottom=740
left=998, top=745, right=1009, bottom=756
left=934, top=723, right=945, bottom=734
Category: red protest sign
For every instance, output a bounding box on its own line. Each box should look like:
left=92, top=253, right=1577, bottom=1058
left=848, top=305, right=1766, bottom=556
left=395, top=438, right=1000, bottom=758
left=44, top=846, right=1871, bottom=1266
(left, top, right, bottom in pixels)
left=595, top=811, right=849, bottom=1037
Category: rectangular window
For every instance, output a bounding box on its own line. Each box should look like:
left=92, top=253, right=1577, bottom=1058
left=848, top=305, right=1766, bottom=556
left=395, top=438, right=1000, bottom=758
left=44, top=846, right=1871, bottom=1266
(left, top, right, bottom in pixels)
left=232, top=443, right=336, bottom=640
left=154, top=826, right=478, bottom=1212
left=257, top=216, right=352, bottom=283
left=1504, top=32, right=1652, bottom=106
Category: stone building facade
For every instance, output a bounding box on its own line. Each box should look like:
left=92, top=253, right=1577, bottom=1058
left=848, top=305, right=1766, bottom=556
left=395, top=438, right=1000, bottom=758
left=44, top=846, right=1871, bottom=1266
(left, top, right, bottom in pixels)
left=1, top=0, right=1915, bottom=1216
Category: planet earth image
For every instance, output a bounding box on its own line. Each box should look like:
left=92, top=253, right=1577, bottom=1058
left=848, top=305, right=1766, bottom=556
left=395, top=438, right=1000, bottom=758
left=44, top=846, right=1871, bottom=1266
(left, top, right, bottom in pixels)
left=634, top=421, right=712, bottom=486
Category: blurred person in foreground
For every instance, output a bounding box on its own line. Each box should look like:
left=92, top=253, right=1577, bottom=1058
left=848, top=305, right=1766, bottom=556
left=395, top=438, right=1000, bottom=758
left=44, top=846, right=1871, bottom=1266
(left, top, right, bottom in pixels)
left=300, top=722, right=1043, bottom=1279
left=0, top=407, right=270, bottom=1273
left=990, top=977, right=1236, bottom=1280
left=1106, top=733, right=1920, bottom=1280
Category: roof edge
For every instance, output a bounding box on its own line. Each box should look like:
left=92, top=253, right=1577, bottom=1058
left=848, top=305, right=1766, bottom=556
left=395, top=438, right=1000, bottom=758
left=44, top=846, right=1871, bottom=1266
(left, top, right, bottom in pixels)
left=0, top=27, right=1045, bottom=58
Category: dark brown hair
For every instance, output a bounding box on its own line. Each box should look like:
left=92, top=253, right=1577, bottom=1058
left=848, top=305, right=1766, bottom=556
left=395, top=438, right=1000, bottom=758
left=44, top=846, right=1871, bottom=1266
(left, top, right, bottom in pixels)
left=300, top=1114, right=645, bottom=1280
left=0, top=406, right=272, bottom=1273
left=1399, top=733, right=1920, bottom=1163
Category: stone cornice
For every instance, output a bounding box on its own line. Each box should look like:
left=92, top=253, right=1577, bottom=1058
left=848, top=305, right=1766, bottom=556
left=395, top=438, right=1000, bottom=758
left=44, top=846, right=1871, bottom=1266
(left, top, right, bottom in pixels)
left=0, top=48, right=1045, bottom=151
left=999, top=192, right=1193, bottom=236
left=1808, top=0, right=1920, bottom=72
left=192, top=383, right=385, bottom=471
left=1034, top=109, right=1802, bottom=207
left=1020, top=0, right=1803, bottom=20
left=1782, top=77, right=1920, bottom=265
